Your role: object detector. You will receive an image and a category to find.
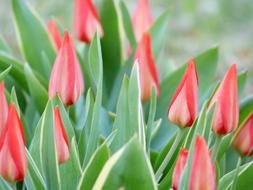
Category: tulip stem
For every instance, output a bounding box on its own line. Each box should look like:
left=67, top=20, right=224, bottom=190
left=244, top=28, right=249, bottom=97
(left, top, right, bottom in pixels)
left=8, top=182, right=16, bottom=190
left=230, top=156, right=242, bottom=190
left=155, top=129, right=184, bottom=181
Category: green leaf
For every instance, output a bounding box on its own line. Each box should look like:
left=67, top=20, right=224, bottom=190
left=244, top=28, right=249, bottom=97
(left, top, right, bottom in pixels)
left=119, top=0, right=136, bottom=47
left=111, top=64, right=145, bottom=152
left=100, top=0, right=124, bottom=94
left=238, top=70, right=247, bottom=99
left=12, top=0, right=56, bottom=78
left=77, top=144, right=110, bottom=190
left=83, top=78, right=103, bottom=165
left=88, top=32, right=103, bottom=92
left=25, top=149, right=47, bottom=190
left=24, top=64, right=48, bottom=113
left=149, top=9, right=170, bottom=60
left=0, top=177, right=12, bottom=190
left=153, top=47, right=219, bottom=149
left=93, top=137, right=157, bottom=190
left=29, top=101, right=61, bottom=190
left=0, top=65, right=12, bottom=82
left=219, top=161, right=253, bottom=190
left=60, top=138, right=82, bottom=190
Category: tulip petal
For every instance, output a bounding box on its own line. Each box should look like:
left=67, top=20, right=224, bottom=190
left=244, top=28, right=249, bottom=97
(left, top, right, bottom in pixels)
left=0, top=81, right=8, bottom=136
left=48, top=19, right=62, bottom=51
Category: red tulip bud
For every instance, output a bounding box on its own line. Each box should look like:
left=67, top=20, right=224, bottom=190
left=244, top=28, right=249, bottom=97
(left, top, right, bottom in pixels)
left=233, top=113, right=253, bottom=156
left=0, top=81, right=8, bottom=136
left=134, top=32, right=160, bottom=101
left=132, top=0, right=153, bottom=42
left=0, top=103, right=27, bottom=181
left=74, top=0, right=103, bottom=43
left=209, top=64, right=239, bottom=135
left=168, top=60, right=198, bottom=127
left=47, top=19, right=62, bottom=51
left=172, top=148, right=188, bottom=190
left=190, top=136, right=216, bottom=190
left=49, top=31, right=84, bottom=105
left=54, top=106, right=70, bottom=163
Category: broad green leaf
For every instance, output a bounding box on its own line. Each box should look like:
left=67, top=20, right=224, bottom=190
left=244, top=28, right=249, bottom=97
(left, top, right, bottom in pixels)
left=29, top=101, right=61, bottom=190
left=146, top=88, right=157, bottom=152
left=0, top=51, right=28, bottom=91
left=88, top=32, right=103, bottom=92
left=153, top=47, right=218, bottom=149
left=78, top=89, right=94, bottom=163
left=219, top=161, right=253, bottom=190
left=60, top=138, right=82, bottom=190
left=111, top=64, right=145, bottom=152
left=110, top=76, right=131, bottom=152
left=119, top=0, right=136, bottom=47
left=0, top=65, right=12, bottom=82
left=238, top=94, right=253, bottom=125
left=77, top=144, right=110, bottom=190
left=149, top=9, right=170, bottom=60
left=25, top=149, right=46, bottom=190
left=100, top=0, right=124, bottom=94
left=93, top=137, right=157, bottom=190
left=24, top=64, right=48, bottom=113
left=0, top=177, right=12, bottom=190
left=238, top=70, right=247, bottom=99
left=12, top=0, right=55, bottom=78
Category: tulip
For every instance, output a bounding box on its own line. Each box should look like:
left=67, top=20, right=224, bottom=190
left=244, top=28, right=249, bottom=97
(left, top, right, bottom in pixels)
left=74, top=0, right=103, bottom=43
left=54, top=106, right=70, bottom=163
left=48, top=31, right=84, bottom=105
left=208, top=64, right=238, bottom=135
left=168, top=59, right=198, bottom=128
left=0, top=103, right=27, bottom=181
left=47, top=19, right=62, bottom=51
left=132, top=0, right=153, bottom=42
left=134, top=32, right=160, bottom=101
left=172, top=148, right=188, bottom=190
left=190, top=136, right=216, bottom=190
left=0, top=81, right=8, bottom=135
left=233, top=113, right=253, bottom=156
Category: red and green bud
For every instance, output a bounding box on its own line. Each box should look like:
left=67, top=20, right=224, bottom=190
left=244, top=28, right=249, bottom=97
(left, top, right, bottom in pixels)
left=74, top=0, right=103, bottom=43
left=47, top=19, right=62, bottom=51
left=168, top=59, right=198, bottom=128
left=48, top=31, right=84, bottom=105
left=233, top=113, right=253, bottom=156
left=54, top=106, right=70, bottom=163
left=209, top=64, right=239, bottom=135
left=134, top=32, right=160, bottom=101
left=0, top=103, right=27, bottom=182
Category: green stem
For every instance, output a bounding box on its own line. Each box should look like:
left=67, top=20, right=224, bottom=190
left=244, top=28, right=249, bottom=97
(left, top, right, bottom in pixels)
left=155, top=129, right=184, bottom=180
left=211, top=135, right=221, bottom=163
left=230, top=156, right=242, bottom=190
left=8, top=181, right=16, bottom=190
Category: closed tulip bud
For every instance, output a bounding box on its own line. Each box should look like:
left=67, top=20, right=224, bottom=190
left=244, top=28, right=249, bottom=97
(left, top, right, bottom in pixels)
left=209, top=64, right=239, bottom=135
left=74, top=0, right=103, bottom=43
left=0, top=103, right=27, bottom=181
left=190, top=136, right=216, bottom=190
left=54, top=106, right=70, bottom=163
left=0, top=81, right=8, bottom=135
left=172, top=148, right=188, bottom=190
left=48, top=31, right=84, bottom=105
left=168, top=60, right=198, bottom=128
left=132, top=0, right=153, bottom=41
left=47, top=19, right=62, bottom=51
left=233, top=113, right=253, bottom=156
left=134, top=32, right=160, bottom=101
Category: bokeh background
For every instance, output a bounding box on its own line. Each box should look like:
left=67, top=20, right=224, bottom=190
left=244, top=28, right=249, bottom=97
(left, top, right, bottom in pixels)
left=1, top=0, right=253, bottom=92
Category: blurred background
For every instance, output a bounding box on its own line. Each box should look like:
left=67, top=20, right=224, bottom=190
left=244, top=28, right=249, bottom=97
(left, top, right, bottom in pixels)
left=1, top=0, right=253, bottom=93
